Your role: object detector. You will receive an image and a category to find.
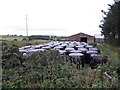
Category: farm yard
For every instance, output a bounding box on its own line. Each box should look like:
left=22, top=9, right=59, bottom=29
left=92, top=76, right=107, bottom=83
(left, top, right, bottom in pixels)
left=1, top=37, right=119, bottom=89
left=1, top=0, right=119, bottom=89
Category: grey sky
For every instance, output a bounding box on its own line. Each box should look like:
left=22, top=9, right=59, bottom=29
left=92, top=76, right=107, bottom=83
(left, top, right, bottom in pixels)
left=0, top=0, right=114, bottom=36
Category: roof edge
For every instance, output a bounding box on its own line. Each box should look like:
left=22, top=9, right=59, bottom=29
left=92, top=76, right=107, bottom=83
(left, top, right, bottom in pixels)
left=69, top=32, right=94, bottom=37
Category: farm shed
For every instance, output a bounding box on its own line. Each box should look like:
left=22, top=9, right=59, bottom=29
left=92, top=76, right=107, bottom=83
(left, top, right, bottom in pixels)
left=94, top=34, right=104, bottom=43
left=68, top=32, right=94, bottom=43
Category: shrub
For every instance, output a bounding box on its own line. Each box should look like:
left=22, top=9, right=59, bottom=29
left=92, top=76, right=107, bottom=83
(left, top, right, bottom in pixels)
left=2, top=42, right=9, bottom=51
left=2, top=43, right=118, bottom=88
left=10, top=44, right=19, bottom=53
left=22, top=38, right=27, bottom=41
left=13, top=39, right=17, bottom=41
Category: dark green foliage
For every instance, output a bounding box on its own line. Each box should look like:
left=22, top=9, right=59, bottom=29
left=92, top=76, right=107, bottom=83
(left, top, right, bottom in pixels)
left=2, top=42, right=118, bottom=88
left=2, top=42, right=9, bottom=51
left=99, top=2, right=120, bottom=46
left=28, top=35, right=68, bottom=41
left=2, top=43, right=19, bottom=59
left=22, top=38, right=27, bottom=41
left=28, top=35, right=51, bottom=40
left=13, top=39, right=17, bottom=41
left=10, top=44, right=19, bottom=53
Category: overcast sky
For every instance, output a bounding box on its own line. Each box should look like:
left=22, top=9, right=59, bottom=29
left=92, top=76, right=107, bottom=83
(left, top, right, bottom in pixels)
left=0, top=0, right=114, bottom=36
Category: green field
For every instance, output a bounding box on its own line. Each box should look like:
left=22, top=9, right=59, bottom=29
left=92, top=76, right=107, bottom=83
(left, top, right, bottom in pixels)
left=1, top=36, right=51, bottom=48
left=1, top=36, right=24, bottom=41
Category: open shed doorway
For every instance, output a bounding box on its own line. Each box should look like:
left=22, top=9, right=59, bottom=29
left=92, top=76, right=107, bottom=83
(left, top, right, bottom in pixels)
left=80, top=37, right=87, bottom=43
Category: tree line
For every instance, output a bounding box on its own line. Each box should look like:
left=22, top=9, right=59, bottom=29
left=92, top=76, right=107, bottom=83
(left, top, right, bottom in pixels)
left=99, top=1, right=120, bottom=46
left=28, top=35, right=68, bottom=41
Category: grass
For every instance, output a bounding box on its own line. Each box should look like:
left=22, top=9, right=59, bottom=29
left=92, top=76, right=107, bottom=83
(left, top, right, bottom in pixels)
left=1, top=36, right=24, bottom=41
left=97, top=43, right=118, bottom=70
left=1, top=36, right=52, bottom=49
left=1, top=36, right=51, bottom=43
left=1, top=39, right=51, bottom=48
left=96, top=44, right=118, bottom=59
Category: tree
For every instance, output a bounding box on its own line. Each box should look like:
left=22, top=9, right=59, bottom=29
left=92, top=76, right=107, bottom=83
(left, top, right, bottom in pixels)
left=99, top=2, right=120, bottom=46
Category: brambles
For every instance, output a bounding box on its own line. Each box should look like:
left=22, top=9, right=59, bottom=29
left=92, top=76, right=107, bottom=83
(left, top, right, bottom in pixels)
left=2, top=41, right=118, bottom=88
left=2, top=42, right=9, bottom=51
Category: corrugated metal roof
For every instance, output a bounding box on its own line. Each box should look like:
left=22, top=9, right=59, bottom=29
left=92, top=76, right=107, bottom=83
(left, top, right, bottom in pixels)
left=94, top=34, right=104, bottom=38
left=69, top=32, right=94, bottom=37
